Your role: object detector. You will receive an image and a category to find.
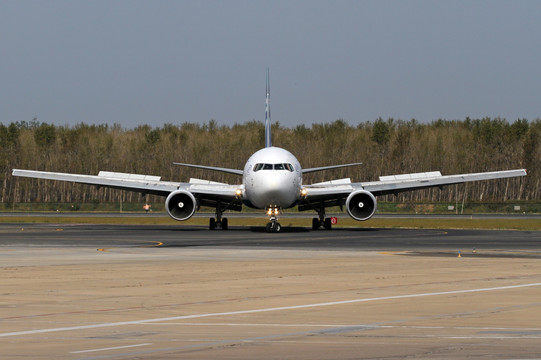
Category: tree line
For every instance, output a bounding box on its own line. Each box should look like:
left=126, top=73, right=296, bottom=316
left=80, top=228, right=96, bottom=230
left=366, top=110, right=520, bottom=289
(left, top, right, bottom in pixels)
left=1, top=117, right=539, bottom=206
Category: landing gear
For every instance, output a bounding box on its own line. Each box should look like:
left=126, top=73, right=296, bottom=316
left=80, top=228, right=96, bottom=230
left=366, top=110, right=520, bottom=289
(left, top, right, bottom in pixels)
left=266, top=221, right=281, bottom=233
left=324, top=217, right=332, bottom=230
left=209, top=207, right=228, bottom=230
left=312, top=217, right=332, bottom=230
left=222, top=217, right=228, bottom=230
left=209, top=217, right=228, bottom=230
left=265, top=206, right=281, bottom=233
left=312, top=217, right=319, bottom=230
left=312, top=206, right=332, bottom=230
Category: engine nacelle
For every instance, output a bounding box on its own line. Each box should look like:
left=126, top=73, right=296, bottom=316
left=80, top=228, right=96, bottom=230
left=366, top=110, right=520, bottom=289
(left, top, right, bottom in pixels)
left=346, top=190, right=377, bottom=221
left=165, top=190, right=197, bottom=221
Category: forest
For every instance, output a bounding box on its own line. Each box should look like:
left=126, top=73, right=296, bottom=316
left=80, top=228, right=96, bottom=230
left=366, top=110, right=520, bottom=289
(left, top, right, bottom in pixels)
left=0, top=117, right=539, bottom=209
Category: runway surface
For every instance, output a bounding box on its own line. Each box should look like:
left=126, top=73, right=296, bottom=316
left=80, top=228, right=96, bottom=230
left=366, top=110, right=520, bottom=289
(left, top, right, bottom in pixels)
left=1, top=223, right=541, bottom=251
left=1, top=223, right=541, bottom=359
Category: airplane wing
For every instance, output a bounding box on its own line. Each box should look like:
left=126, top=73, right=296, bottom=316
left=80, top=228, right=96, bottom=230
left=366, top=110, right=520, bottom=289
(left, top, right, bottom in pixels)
left=12, top=169, right=179, bottom=196
left=11, top=169, right=241, bottom=208
left=299, top=169, right=527, bottom=211
left=359, top=169, right=527, bottom=196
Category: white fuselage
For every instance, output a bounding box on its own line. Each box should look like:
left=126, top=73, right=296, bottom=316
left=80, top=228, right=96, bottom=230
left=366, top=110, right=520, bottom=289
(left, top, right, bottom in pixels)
left=243, top=147, right=302, bottom=209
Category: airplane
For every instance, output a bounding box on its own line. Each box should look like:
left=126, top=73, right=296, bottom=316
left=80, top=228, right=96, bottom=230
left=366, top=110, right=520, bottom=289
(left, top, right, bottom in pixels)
left=12, top=71, right=527, bottom=232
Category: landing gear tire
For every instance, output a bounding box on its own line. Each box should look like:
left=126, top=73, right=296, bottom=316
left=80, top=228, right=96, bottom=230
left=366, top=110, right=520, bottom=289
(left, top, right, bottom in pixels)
left=266, top=222, right=281, bottom=233
left=210, top=217, right=228, bottom=230
left=311, top=217, right=332, bottom=230
left=312, top=218, right=319, bottom=230
left=324, top=217, right=332, bottom=230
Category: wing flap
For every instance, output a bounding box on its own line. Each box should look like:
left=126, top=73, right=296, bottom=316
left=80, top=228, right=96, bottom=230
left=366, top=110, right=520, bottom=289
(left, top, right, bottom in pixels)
left=379, top=171, right=441, bottom=181
left=98, top=171, right=161, bottom=182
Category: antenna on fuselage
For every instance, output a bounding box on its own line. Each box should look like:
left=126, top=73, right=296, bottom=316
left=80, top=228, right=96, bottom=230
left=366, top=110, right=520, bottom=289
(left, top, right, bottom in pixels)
left=265, top=68, right=272, bottom=148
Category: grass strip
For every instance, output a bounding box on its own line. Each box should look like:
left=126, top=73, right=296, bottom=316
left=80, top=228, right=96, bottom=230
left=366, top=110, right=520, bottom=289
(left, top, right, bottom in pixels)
left=0, top=215, right=539, bottom=231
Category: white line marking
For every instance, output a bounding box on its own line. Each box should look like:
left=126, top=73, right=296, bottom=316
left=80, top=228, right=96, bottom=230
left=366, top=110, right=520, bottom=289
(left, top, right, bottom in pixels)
left=1, top=282, right=540, bottom=338
left=146, top=323, right=541, bottom=331
left=70, top=343, right=152, bottom=354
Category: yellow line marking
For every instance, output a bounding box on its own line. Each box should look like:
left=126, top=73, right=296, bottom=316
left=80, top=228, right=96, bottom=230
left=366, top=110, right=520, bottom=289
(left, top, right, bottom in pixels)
left=138, top=241, right=164, bottom=248
left=97, top=241, right=162, bottom=252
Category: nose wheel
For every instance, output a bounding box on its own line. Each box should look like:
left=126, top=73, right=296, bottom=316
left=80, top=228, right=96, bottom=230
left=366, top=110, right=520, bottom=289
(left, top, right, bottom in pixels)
left=266, top=219, right=281, bottom=233
left=266, top=207, right=281, bottom=233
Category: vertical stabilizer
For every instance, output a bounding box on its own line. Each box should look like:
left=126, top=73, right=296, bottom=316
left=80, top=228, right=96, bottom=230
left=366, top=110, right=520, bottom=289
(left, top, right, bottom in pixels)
left=265, top=69, right=272, bottom=148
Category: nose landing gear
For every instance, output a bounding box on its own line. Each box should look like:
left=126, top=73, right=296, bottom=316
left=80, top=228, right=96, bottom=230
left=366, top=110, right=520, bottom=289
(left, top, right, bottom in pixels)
left=266, top=220, right=281, bottom=233
left=266, top=207, right=281, bottom=233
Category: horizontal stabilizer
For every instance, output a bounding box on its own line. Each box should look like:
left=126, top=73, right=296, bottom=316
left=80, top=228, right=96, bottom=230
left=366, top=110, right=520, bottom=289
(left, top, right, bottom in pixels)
left=302, top=162, right=362, bottom=174
left=173, top=163, right=243, bottom=175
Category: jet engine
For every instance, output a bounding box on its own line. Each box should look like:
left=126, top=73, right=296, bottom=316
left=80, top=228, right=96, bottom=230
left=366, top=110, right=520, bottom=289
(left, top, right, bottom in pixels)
left=165, top=190, right=197, bottom=221
left=346, top=190, right=377, bottom=221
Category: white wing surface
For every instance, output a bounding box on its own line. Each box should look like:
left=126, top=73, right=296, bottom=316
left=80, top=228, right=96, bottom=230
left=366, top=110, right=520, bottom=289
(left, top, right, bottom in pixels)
left=11, top=169, right=241, bottom=202
left=299, top=169, right=527, bottom=211
left=359, top=169, right=527, bottom=196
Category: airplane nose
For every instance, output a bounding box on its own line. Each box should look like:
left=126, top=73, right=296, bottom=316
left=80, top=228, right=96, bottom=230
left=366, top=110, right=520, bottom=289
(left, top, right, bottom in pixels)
left=262, top=173, right=296, bottom=206
left=266, top=176, right=281, bottom=191
left=249, top=171, right=298, bottom=208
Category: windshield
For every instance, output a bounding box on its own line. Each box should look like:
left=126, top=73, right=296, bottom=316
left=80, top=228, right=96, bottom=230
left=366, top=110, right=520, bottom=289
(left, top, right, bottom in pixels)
left=253, top=163, right=294, bottom=172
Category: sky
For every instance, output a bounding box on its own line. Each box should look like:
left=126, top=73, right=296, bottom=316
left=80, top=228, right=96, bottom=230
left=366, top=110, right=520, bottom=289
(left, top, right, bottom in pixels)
left=1, top=0, right=540, bottom=129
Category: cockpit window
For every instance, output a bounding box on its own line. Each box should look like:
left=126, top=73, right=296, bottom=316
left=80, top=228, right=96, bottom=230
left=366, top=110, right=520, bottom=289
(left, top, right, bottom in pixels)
left=253, top=163, right=295, bottom=172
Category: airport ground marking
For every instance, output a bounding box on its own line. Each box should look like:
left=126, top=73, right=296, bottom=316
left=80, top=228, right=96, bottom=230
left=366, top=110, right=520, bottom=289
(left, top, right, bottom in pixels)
left=1, top=282, right=540, bottom=338
left=70, top=343, right=152, bottom=354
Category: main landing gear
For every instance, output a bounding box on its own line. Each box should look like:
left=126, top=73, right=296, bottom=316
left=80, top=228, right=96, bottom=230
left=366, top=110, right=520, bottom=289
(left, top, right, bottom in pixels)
left=266, top=207, right=281, bottom=233
left=312, top=206, right=332, bottom=230
left=209, top=207, right=228, bottom=230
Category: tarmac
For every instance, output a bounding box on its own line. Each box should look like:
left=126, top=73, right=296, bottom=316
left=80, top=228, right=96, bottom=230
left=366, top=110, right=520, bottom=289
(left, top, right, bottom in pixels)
left=1, top=222, right=541, bottom=359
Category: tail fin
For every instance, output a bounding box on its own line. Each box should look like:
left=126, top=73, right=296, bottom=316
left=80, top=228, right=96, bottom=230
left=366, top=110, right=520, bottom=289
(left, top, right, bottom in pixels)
left=264, top=69, right=272, bottom=148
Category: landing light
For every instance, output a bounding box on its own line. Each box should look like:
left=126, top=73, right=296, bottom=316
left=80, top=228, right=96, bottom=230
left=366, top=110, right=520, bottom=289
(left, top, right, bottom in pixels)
left=235, top=189, right=242, bottom=198
left=300, top=188, right=308, bottom=197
